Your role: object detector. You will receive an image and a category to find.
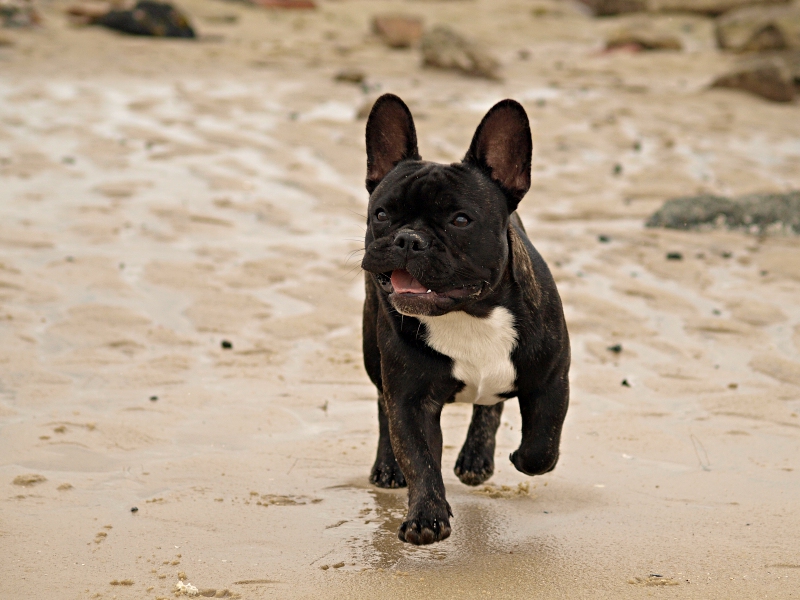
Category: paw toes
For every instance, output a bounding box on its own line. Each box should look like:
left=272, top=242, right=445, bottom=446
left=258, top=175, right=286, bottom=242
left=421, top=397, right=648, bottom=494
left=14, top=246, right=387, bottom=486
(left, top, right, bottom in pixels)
left=454, top=464, right=492, bottom=486
left=398, top=518, right=450, bottom=545
left=454, top=452, right=494, bottom=486
left=370, top=464, right=407, bottom=489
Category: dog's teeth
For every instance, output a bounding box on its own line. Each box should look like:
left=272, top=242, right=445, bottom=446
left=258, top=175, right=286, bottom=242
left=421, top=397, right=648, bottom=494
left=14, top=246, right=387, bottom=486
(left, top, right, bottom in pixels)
left=427, top=289, right=432, bottom=293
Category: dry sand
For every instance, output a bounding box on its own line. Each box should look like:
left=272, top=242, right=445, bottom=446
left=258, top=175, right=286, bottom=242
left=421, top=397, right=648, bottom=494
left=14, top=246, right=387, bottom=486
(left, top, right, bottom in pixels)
left=1, top=0, right=799, bottom=598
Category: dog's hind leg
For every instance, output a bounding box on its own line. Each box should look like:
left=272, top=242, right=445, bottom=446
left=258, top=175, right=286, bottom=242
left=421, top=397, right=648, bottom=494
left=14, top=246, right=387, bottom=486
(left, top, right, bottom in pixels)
left=454, top=403, right=503, bottom=486
left=369, top=393, right=407, bottom=488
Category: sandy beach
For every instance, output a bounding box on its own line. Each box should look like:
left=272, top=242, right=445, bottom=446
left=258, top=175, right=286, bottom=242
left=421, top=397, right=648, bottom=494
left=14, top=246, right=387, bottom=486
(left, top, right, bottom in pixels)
left=1, top=0, right=799, bottom=597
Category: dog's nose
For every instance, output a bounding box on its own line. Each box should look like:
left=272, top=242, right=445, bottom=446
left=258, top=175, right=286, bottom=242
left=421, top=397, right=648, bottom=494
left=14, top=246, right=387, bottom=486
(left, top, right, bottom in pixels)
left=394, top=230, right=429, bottom=253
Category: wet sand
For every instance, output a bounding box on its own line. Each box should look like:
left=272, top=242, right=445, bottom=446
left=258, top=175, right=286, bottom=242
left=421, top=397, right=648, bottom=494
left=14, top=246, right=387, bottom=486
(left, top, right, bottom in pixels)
left=1, top=0, right=799, bottom=598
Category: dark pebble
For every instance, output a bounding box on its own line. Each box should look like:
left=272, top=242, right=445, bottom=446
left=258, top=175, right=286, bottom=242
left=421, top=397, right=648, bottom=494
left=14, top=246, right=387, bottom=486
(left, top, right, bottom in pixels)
left=621, top=379, right=631, bottom=387
left=607, top=344, right=623, bottom=353
left=613, top=163, right=623, bottom=176
left=221, top=340, right=233, bottom=350
left=131, top=506, right=138, bottom=513
left=598, top=234, right=611, bottom=243
left=722, top=251, right=732, bottom=258
left=149, top=395, right=158, bottom=401
left=666, top=252, right=683, bottom=260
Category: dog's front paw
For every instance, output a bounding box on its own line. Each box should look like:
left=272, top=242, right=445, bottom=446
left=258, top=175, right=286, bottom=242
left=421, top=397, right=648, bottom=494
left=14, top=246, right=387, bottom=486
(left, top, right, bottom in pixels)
left=510, top=444, right=558, bottom=476
left=398, top=514, right=451, bottom=545
left=370, top=457, right=407, bottom=489
left=454, top=445, right=494, bottom=486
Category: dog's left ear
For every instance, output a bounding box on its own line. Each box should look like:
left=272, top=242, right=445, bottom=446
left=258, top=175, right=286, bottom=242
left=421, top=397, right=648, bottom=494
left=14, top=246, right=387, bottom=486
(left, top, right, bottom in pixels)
left=463, top=100, right=532, bottom=211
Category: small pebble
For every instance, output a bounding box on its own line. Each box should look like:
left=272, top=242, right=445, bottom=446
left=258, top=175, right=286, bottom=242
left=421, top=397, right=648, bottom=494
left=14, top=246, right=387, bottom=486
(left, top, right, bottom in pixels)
left=607, top=344, right=623, bottom=353
left=221, top=340, right=233, bottom=350
left=621, top=379, right=631, bottom=387
left=334, top=68, right=365, bottom=84
left=131, top=506, right=138, bottom=513
left=666, top=252, right=683, bottom=261
left=598, top=234, right=610, bottom=243
left=149, top=395, right=158, bottom=402
left=613, top=163, right=623, bottom=176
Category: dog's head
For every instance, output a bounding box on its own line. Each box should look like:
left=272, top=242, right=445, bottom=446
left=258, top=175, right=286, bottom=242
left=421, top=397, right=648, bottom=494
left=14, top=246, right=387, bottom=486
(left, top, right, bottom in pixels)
left=361, top=94, right=532, bottom=317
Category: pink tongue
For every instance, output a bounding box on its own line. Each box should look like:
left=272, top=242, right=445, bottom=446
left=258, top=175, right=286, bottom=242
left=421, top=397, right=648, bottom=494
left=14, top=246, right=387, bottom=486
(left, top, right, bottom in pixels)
left=391, top=269, right=427, bottom=294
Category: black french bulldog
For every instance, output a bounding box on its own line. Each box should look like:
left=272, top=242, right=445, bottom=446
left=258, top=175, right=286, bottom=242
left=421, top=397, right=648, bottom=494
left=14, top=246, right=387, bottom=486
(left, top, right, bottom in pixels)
left=361, top=94, right=570, bottom=545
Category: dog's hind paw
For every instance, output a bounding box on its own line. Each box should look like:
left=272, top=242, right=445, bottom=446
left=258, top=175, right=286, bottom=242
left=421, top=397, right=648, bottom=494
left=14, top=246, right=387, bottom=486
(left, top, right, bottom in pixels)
left=454, top=447, right=494, bottom=486
left=369, top=460, right=407, bottom=489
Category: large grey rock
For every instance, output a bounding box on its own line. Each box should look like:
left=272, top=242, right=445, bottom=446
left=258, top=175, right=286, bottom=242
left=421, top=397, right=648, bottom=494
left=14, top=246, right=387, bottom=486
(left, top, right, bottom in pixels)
left=421, top=26, right=500, bottom=80
left=648, top=0, right=789, bottom=17
left=711, top=57, right=796, bottom=101
left=646, top=191, right=800, bottom=234
left=716, top=5, right=800, bottom=52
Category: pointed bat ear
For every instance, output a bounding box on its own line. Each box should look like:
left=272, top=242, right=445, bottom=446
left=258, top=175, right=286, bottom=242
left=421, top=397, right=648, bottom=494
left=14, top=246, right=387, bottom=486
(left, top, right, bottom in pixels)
left=463, top=99, right=532, bottom=211
left=365, top=94, right=421, bottom=194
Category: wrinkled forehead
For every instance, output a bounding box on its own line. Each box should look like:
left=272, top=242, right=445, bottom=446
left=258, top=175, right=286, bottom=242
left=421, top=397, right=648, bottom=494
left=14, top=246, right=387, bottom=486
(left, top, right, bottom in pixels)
left=372, top=161, right=500, bottom=212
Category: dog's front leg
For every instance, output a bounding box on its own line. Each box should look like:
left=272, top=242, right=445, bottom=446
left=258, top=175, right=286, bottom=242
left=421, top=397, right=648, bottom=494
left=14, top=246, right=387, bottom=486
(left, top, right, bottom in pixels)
left=384, top=390, right=451, bottom=545
left=510, top=370, right=569, bottom=476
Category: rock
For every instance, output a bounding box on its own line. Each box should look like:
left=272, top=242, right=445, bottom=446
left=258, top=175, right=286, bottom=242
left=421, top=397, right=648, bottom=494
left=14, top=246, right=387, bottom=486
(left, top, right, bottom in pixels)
left=421, top=26, right=500, bottom=80
left=1, top=0, right=41, bottom=27
left=606, top=21, right=683, bottom=51
left=648, top=0, right=789, bottom=17
left=646, top=191, right=800, bottom=234
left=711, top=57, right=796, bottom=101
left=334, top=68, right=365, bottom=84
left=13, top=474, right=47, bottom=486
left=372, top=14, right=423, bottom=49
left=576, top=0, right=647, bottom=16
left=95, top=1, right=195, bottom=37
left=716, top=5, right=800, bottom=52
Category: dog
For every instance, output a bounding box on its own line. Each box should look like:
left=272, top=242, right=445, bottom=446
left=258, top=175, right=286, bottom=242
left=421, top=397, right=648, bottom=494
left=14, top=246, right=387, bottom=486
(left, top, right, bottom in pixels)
left=360, top=94, right=570, bottom=545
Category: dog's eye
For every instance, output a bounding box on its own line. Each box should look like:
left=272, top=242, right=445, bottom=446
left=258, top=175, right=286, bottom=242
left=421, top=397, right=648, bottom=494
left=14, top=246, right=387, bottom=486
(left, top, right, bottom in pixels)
left=375, top=210, right=388, bottom=223
left=452, top=214, right=471, bottom=227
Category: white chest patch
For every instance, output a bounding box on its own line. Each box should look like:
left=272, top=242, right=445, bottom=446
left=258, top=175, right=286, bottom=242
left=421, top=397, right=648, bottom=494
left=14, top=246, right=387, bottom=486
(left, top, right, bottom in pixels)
left=419, top=307, right=518, bottom=406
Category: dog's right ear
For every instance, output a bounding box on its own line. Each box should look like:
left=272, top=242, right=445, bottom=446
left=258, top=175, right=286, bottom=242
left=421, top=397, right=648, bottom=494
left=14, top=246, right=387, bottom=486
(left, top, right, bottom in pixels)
left=365, top=94, right=420, bottom=194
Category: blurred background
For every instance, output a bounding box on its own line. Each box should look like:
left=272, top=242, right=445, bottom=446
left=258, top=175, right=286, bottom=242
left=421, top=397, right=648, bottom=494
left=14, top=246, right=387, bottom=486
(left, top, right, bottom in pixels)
left=1, top=1, right=799, bottom=598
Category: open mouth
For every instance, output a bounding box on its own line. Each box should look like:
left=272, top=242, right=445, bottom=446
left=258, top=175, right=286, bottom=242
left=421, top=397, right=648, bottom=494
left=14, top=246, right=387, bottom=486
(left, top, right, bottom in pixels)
left=377, top=269, right=481, bottom=300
